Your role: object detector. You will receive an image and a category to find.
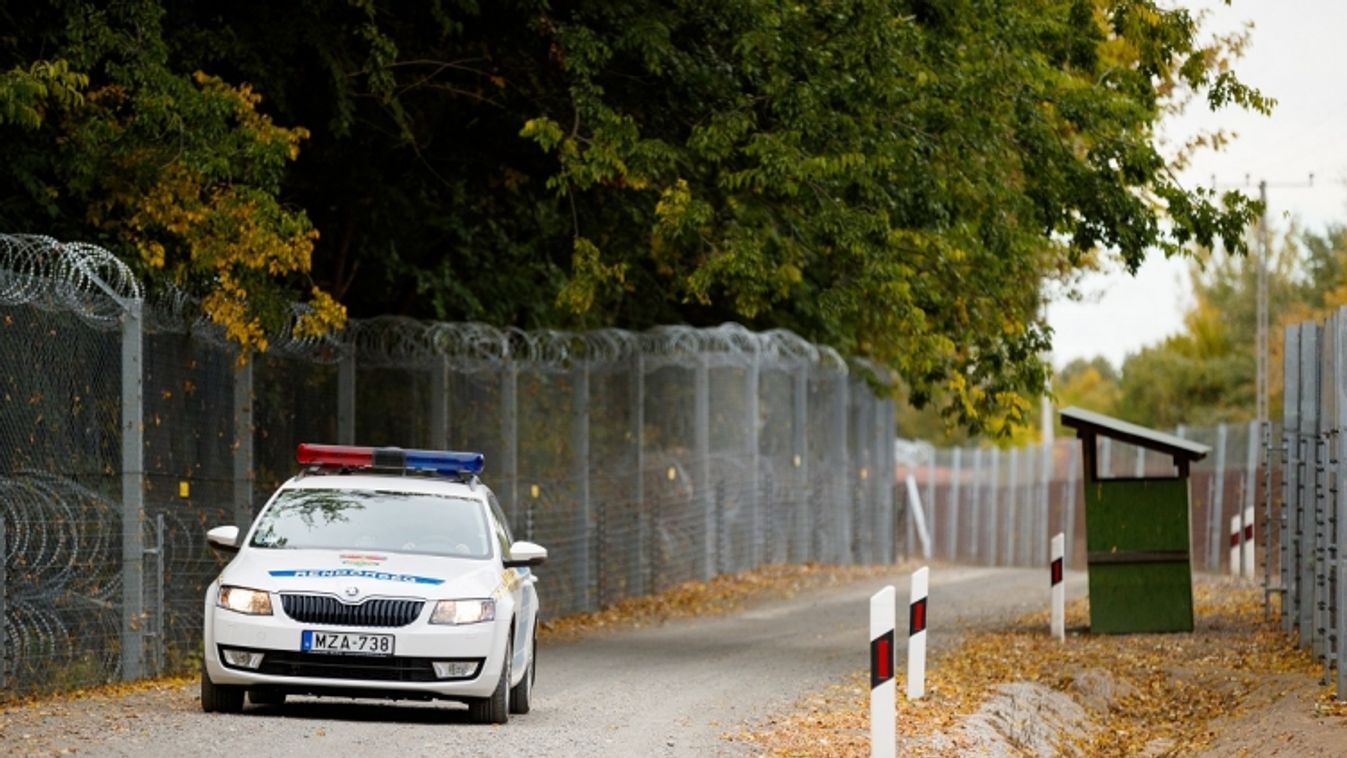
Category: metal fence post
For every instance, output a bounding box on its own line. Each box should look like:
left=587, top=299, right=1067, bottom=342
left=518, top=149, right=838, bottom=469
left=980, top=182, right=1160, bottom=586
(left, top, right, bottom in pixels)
left=1282, top=324, right=1300, bottom=631
left=968, top=447, right=983, bottom=563
left=1299, top=324, right=1320, bottom=644
left=1006, top=447, right=1020, bottom=566
left=430, top=355, right=450, bottom=450
left=792, top=364, right=809, bottom=563
left=573, top=360, right=593, bottom=609
left=922, top=444, right=934, bottom=565
left=143, top=513, right=165, bottom=676
left=1330, top=306, right=1341, bottom=694
left=746, top=355, right=762, bottom=568
left=337, top=351, right=356, bottom=444
left=501, top=362, right=520, bottom=531
left=987, top=448, right=1000, bottom=566
left=947, top=448, right=962, bottom=561
left=696, top=356, right=714, bottom=577
left=1210, top=423, right=1228, bottom=572
left=835, top=373, right=852, bottom=563
left=1315, top=317, right=1334, bottom=677
left=1, top=513, right=6, bottom=690
left=233, top=354, right=254, bottom=529
left=878, top=401, right=889, bottom=565
left=1244, top=418, right=1259, bottom=579
left=120, top=300, right=145, bottom=681
left=632, top=351, right=647, bottom=596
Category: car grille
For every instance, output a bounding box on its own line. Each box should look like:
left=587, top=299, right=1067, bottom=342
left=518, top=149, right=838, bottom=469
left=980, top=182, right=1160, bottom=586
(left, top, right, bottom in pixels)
left=253, top=651, right=457, bottom=682
left=280, top=594, right=424, bottom=627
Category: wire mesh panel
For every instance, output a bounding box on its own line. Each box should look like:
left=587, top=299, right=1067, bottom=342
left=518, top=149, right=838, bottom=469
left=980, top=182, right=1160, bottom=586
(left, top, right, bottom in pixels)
left=0, top=235, right=913, bottom=696
left=141, top=330, right=237, bottom=670
left=0, top=295, right=124, bottom=693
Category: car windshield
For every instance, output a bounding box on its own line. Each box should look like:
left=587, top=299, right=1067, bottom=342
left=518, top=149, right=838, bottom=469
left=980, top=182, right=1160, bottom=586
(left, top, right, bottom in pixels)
left=248, top=488, right=492, bottom=559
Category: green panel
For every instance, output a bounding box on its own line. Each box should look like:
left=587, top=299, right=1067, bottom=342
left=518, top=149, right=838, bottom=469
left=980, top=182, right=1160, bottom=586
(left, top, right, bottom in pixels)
left=1087, top=562, right=1194, bottom=633
left=1084, top=478, right=1194, bottom=633
left=1084, top=479, right=1190, bottom=553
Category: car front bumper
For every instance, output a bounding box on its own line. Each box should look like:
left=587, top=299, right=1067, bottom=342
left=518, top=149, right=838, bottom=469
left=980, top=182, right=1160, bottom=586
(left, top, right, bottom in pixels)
left=204, top=604, right=508, bottom=700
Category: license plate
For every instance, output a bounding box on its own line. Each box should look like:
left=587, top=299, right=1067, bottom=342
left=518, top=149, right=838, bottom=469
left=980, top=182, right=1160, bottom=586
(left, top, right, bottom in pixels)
left=301, top=630, right=395, bottom=656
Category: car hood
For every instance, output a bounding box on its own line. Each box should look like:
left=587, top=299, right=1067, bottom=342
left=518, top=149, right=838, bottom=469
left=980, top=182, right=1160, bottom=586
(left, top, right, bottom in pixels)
left=220, top=548, right=501, bottom=601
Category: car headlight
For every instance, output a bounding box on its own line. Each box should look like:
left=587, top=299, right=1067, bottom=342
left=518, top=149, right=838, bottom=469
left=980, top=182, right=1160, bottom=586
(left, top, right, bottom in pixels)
left=217, top=585, right=273, bottom=615
left=430, top=598, right=495, bottom=625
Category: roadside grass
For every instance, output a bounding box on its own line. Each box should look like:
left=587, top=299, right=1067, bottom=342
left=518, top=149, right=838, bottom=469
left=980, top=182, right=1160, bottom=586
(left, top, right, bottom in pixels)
left=734, top=578, right=1329, bottom=757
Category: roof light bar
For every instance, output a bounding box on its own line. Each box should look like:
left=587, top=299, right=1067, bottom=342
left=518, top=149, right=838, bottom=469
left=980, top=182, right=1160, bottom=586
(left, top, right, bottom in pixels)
left=296, top=444, right=485, bottom=476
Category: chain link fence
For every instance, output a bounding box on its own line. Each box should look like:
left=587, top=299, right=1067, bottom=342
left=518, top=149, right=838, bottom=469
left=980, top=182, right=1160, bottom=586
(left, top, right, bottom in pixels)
left=897, top=423, right=1271, bottom=580
left=1279, top=312, right=1347, bottom=699
left=0, top=235, right=897, bottom=698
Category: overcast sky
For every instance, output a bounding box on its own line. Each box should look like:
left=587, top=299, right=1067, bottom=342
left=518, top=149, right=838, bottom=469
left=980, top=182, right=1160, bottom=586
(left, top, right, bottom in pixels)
left=1045, top=0, right=1347, bottom=369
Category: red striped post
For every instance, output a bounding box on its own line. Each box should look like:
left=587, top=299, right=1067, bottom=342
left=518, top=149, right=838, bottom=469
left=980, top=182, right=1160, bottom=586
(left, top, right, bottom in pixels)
left=869, top=585, right=896, bottom=758
left=1229, top=514, right=1241, bottom=578
left=1051, top=532, right=1065, bottom=641
left=906, top=566, right=928, bottom=700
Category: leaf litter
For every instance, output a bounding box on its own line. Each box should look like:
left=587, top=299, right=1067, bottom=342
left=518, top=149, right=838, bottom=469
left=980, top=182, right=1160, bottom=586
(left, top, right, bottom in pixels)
left=734, top=577, right=1342, bottom=757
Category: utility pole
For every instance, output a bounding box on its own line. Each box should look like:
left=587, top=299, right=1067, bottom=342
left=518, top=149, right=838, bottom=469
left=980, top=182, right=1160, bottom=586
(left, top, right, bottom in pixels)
left=1255, top=179, right=1269, bottom=428
left=1218, top=173, right=1314, bottom=614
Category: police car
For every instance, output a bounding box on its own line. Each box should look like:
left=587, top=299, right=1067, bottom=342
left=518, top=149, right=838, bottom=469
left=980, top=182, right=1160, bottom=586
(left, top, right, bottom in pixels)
left=200, top=444, right=546, bottom=724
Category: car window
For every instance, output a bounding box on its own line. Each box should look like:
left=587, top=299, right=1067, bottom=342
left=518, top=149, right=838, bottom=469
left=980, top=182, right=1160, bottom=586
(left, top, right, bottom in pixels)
left=249, top=488, right=492, bottom=559
left=486, top=490, right=512, bottom=555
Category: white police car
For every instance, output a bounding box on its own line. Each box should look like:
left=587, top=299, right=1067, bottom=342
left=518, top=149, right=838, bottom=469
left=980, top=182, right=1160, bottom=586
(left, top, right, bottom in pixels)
left=200, top=444, right=546, bottom=724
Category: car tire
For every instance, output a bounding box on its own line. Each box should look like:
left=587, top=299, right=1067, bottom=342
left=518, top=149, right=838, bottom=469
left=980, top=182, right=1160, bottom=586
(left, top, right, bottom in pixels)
left=248, top=689, right=286, bottom=707
left=509, top=625, right=536, bottom=714
left=469, top=634, right=511, bottom=725
left=200, top=663, right=245, bottom=714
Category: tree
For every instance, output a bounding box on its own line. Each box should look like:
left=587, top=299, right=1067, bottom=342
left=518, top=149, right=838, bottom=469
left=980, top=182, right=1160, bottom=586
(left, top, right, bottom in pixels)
left=516, top=0, right=1268, bottom=434
left=1115, top=222, right=1340, bottom=428
left=1055, top=356, right=1122, bottom=418
left=0, top=0, right=343, bottom=351
left=1, top=1, right=1269, bottom=432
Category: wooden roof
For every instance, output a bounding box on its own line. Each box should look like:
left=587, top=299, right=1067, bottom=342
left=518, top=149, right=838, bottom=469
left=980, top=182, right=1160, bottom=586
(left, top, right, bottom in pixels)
left=1059, top=406, right=1210, bottom=462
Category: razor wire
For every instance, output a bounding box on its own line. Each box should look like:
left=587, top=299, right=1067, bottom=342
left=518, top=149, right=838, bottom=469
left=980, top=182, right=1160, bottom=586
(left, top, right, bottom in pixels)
left=0, top=234, right=898, bottom=699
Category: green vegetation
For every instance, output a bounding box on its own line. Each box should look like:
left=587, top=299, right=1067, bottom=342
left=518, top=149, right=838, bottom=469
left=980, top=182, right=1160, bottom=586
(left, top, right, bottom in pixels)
left=1056, top=224, right=1347, bottom=429
left=0, top=1, right=1269, bottom=432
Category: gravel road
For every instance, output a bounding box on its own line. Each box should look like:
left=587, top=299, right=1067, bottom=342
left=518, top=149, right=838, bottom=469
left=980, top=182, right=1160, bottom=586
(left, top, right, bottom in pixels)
left=0, top=565, right=1081, bottom=757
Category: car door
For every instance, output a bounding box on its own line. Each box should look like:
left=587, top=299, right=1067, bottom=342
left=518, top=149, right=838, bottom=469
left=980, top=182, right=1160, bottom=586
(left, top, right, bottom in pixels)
left=487, top=491, right=534, bottom=674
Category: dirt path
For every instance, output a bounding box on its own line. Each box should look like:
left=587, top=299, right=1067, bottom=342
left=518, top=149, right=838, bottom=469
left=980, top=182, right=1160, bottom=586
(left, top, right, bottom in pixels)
left=0, top=565, right=1064, bottom=757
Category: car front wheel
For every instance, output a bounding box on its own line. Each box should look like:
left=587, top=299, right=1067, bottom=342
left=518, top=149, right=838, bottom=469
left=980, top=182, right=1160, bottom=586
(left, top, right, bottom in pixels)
left=509, top=626, right=535, bottom=714
left=469, top=635, right=511, bottom=724
left=200, top=663, right=245, bottom=714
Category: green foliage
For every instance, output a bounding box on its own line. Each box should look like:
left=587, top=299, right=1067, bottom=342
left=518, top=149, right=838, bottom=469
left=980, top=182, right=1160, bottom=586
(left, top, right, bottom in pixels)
left=0, top=60, right=87, bottom=129
left=1054, top=356, right=1122, bottom=423
left=0, top=1, right=1268, bottom=432
left=1112, top=223, right=1340, bottom=428
left=518, top=0, right=1266, bottom=433
left=0, top=0, right=342, bottom=350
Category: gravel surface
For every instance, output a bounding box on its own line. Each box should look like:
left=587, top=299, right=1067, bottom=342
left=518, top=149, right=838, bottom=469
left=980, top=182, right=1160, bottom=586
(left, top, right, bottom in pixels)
left=0, top=565, right=1058, bottom=757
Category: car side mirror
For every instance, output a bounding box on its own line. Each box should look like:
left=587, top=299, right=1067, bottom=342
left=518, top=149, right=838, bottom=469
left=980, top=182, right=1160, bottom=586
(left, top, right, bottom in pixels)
left=206, top=525, right=241, bottom=554
left=504, top=540, right=547, bottom=568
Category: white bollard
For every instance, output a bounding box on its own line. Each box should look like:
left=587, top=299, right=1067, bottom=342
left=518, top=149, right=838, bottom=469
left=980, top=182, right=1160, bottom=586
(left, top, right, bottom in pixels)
left=1242, top=505, right=1256, bottom=579
left=1051, top=532, right=1065, bottom=641
left=907, top=566, right=929, bottom=700
left=1229, top=514, right=1241, bottom=578
left=870, top=586, right=896, bottom=758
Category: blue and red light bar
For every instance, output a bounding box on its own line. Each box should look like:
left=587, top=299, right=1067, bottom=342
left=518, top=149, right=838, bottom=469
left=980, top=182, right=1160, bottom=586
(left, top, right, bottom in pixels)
left=297, top=443, right=484, bottom=476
